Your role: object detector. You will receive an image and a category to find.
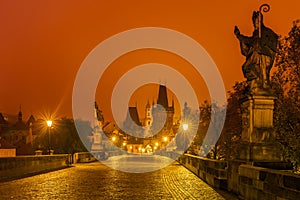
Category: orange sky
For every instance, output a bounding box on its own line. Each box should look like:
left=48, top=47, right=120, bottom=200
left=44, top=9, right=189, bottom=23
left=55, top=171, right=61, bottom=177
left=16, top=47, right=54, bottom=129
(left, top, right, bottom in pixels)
left=1, top=1, right=300, bottom=122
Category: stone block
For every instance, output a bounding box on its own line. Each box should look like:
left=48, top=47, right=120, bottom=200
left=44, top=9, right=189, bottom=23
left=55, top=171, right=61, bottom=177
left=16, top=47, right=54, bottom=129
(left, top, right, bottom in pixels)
left=239, top=142, right=283, bottom=163
left=254, top=161, right=292, bottom=170
left=252, top=97, right=275, bottom=128
left=265, top=172, right=281, bottom=185
left=240, top=175, right=253, bottom=185
left=202, top=171, right=206, bottom=181
left=253, top=179, right=264, bottom=190
left=214, top=160, right=227, bottom=169
left=219, top=179, right=228, bottom=190
left=286, top=189, right=300, bottom=200
left=198, top=160, right=204, bottom=170
left=239, top=164, right=261, bottom=180
left=239, top=186, right=258, bottom=200
left=259, top=171, right=267, bottom=181
left=213, top=178, right=228, bottom=190
left=264, top=183, right=287, bottom=198
left=191, top=157, right=198, bottom=168
left=283, top=175, right=300, bottom=190
left=219, top=170, right=227, bottom=179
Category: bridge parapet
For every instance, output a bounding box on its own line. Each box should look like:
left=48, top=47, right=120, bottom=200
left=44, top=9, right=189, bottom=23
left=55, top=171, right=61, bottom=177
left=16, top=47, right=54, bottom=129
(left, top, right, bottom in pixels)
left=0, top=154, right=71, bottom=182
left=73, top=152, right=97, bottom=163
left=178, top=154, right=228, bottom=190
left=178, top=154, right=300, bottom=199
left=238, top=164, right=300, bottom=200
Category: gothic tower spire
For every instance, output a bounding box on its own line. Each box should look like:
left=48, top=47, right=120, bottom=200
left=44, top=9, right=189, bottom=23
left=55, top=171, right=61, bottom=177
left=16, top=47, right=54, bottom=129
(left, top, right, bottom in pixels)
left=157, top=85, right=168, bottom=109
left=18, top=105, right=22, bottom=121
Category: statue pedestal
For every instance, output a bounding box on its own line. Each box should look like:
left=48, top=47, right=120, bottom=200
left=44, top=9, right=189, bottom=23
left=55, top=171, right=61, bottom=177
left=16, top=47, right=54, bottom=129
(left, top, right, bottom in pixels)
left=239, top=95, right=291, bottom=169
left=91, top=132, right=103, bottom=151
left=91, top=130, right=105, bottom=160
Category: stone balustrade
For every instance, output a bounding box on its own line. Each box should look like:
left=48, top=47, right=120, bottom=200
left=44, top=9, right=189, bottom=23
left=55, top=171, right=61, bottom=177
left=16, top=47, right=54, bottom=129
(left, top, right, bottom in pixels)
left=178, top=154, right=228, bottom=190
left=0, top=154, right=71, bottom=182
left=238, top=164, right=300, bottom=200
left=178, top=154, right=300, bottom=200
left=73, top=152, right=97, bottom=163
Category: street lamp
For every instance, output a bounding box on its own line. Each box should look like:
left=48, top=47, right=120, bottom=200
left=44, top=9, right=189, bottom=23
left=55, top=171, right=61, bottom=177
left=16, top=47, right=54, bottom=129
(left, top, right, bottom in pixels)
left=182, top=123, right=189, bottom=153
left=163, top=136, right=168, bottom=142
left=46, top=120, right=52, bottom=155
left=163, top=136, right=168, bottom=153
left=183, top=123, right=189, bottom=131
left=122, top=142, right=127, bottom=150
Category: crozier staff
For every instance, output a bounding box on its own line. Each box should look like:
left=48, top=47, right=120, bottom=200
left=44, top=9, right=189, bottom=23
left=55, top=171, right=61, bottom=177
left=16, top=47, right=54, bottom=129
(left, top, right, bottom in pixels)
left=234, top=4, right=278, bottom=93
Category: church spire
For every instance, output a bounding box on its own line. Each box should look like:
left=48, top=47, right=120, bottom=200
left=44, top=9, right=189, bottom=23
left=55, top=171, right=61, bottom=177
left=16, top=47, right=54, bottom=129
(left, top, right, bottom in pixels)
left=18, top=105, right=22, bottom=121
left=157, top=85, right=168, bottom=109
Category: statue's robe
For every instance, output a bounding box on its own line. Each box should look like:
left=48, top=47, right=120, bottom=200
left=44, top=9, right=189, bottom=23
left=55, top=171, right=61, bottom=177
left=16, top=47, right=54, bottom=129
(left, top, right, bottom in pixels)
left=237, top=25, right=278, bottom=88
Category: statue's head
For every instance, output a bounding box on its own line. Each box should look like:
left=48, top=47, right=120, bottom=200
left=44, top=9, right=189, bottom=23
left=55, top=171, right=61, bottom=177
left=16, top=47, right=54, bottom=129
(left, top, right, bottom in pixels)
left=252, top=11, right=262, bottom=29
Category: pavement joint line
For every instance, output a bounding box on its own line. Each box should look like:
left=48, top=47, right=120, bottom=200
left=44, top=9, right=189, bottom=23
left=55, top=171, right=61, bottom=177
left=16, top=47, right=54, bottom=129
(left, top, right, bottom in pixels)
left=169, top=170, right=197, bottom=200
left=163, top=173, right=185, bottom=199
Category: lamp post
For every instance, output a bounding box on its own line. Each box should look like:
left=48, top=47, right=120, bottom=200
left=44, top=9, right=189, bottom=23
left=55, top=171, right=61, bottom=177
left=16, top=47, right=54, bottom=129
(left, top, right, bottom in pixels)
left=155, top=142, right=159, bottom=152
left=182, top=123, right=189, bottom=153
left=46, top=120, right=52, bottom=155
left=163, top=136, right=168, bottom=153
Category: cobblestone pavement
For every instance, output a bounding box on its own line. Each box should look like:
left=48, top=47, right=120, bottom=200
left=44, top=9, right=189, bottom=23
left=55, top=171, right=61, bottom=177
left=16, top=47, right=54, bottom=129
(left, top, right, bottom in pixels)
left=0, top=157, right=238, bottom=199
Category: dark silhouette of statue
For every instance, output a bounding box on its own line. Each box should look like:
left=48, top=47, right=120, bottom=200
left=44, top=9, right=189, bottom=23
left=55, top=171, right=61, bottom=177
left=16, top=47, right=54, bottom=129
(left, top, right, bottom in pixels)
left=234, top=9, right=278, bottom=94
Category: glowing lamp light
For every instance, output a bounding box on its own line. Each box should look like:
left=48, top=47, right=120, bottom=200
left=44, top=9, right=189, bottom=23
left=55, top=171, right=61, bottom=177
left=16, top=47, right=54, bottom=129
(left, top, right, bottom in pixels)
left=163, top=136, right=168, bottom=142
left=46, top=120, right=52, bottom=127
left=112, top=136, right=116, bottom=142
left=183, top=123, right=189, bottom=131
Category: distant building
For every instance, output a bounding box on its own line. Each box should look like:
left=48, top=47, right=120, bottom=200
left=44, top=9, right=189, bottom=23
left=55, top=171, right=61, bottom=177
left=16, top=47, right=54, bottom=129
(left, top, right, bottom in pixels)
left=0, top=107, right=37, bottom=155
left=143, top=100, right=152, bottom=126
left=0, top=136, right=16, bottom=157
left=151, top=84, right=175, bottom=136
left=120, top=84, right=178, bottom=153
left=123, top=106, right=144, bottom=138
left=0, top=113, right=8, bottom=134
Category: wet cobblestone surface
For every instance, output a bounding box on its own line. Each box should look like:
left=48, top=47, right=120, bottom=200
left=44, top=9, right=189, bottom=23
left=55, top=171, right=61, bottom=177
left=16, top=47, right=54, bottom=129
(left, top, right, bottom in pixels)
left=0, top=159, right=238, bottom=199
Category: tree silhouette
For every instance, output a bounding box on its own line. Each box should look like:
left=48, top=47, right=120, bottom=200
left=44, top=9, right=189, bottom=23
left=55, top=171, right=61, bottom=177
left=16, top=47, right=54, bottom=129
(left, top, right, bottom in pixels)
left=272, top=20, right=300, bottom=171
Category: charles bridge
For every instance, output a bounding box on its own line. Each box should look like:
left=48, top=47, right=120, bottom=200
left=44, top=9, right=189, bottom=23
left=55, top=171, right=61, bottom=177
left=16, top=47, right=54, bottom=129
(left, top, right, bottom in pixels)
left=0, top=154, right=236, bottom=200
left=1, top=4, right=300, bottom=200
left=0, top=152, right=299, bottom=199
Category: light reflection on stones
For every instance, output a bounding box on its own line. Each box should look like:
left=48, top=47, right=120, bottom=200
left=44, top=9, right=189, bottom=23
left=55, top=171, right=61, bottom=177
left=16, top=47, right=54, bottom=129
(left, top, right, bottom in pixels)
left=0, top=160, right=236, bottom=199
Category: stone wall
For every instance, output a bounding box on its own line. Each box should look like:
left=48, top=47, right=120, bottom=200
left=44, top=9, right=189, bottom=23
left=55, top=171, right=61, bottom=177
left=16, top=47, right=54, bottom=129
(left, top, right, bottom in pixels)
left=227, top=160, right=247, bottom=194
left=178, top=154, right=228, bottom=190
left=73, top=151, right=128, bottom=163
left=179, top=154, right=300, bottom=200
left=238, top=164, right=300, bottom=200
left=73, top=152, right=97, bottom=163
left=0, top=154, right=71, bottom=181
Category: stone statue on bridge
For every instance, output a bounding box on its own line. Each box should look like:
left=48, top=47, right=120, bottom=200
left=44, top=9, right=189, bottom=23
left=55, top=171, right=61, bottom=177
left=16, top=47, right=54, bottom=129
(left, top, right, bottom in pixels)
left=234, top=5, right=278, bottom=95
left=233, top=5, right=291, bottom=167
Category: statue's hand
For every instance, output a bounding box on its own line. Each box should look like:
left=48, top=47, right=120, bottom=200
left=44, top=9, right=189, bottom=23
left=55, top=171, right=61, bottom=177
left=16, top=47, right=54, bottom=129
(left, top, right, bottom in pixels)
left=234, top=26, right=240, bottom=36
